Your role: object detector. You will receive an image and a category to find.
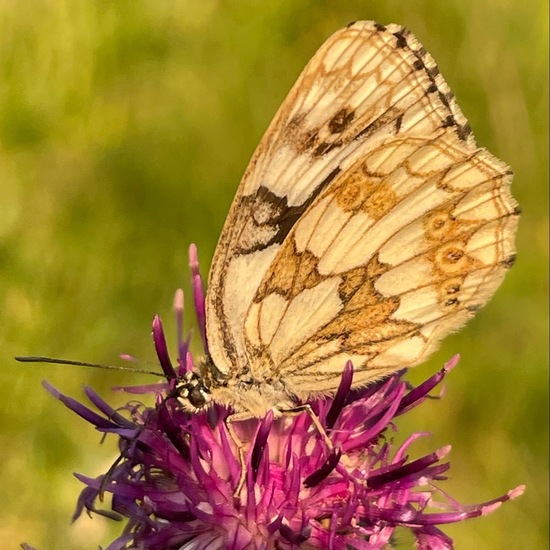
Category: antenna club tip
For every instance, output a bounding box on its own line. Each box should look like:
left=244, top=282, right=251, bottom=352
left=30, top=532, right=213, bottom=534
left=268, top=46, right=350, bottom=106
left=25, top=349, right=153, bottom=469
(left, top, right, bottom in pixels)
left=15, top=356, right=35, bottom=363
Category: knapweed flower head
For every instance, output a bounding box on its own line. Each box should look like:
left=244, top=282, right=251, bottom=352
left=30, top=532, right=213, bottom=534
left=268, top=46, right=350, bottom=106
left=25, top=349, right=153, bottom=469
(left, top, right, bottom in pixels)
left=43, top=247, right=523, bottom=550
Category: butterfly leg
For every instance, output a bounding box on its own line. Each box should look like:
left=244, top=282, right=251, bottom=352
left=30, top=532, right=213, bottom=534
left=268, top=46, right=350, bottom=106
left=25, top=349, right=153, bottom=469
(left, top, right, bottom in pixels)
left=224, top=412, right=250, bottom=498
left=280, top=405, right=348, bottom=487
left=280, top=404, right=334, bottom=451
left=225, top=406, right=337, bottom=498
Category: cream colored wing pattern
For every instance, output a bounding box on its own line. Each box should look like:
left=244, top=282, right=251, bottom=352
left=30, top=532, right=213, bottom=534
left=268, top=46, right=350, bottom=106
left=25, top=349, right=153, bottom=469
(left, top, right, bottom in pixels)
left=206, top=21, right=519, bottom=389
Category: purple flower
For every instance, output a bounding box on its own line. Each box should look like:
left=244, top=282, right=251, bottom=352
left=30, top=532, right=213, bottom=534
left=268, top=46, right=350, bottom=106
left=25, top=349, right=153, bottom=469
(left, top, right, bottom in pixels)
left=43, top=246, right=523, bottom=550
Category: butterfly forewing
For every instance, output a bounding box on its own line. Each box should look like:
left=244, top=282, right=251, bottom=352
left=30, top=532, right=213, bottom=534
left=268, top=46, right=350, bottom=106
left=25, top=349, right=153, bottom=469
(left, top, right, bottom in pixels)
left=205, top=21, right=518, bottom=400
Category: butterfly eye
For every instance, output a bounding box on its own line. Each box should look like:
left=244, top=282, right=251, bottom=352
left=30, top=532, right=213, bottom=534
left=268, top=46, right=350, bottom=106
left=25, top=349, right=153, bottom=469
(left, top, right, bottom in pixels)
left=177, top=375, right=212, bottom=410
left=188, top=386, right=210, bottom=408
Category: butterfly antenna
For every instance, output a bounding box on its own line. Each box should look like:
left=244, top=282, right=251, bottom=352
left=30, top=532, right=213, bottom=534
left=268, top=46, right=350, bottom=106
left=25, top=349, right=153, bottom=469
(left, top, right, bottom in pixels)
left=14, top=356, right=163, bottom=377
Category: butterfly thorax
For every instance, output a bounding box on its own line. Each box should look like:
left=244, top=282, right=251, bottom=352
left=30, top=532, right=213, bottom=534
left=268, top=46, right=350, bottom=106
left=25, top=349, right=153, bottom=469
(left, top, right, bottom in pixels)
left=174, top=355, right=294, bottom=418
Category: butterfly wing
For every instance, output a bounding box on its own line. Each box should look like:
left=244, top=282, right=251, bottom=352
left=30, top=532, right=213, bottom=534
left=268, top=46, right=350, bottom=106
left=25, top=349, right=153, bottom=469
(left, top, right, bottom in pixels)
left=206, top=21, right=518, bottom=392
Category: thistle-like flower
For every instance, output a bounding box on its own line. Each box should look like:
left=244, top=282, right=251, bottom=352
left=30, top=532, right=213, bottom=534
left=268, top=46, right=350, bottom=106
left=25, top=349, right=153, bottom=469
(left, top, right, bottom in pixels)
left=42, top=249, right=523, bottom=550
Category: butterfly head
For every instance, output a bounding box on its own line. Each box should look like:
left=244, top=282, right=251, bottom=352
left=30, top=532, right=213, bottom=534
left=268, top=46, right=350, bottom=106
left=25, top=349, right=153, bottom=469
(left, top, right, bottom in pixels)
left=174, top=371, right=213, bottom=412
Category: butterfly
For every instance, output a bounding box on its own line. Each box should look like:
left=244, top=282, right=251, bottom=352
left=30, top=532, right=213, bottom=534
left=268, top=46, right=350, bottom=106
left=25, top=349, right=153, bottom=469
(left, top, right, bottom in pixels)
left=173, top=20, right=519, bottom=420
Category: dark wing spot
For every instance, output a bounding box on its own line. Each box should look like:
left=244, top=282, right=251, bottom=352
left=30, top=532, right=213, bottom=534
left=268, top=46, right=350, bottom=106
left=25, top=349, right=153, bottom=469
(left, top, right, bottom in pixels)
left=313, top=140, right=342, bottom=157
left=438, top=91, right=451, bottom=109
left=356, top=110, right=398, bottom=140
left=426, top=83, right=438, bottom=94
left=456, top=123, right=471, bottom=141
left=393, top=29, right=409, bottom=49
left=446, top=248, right=464, bottom=262
left=441, top=115, right=472, bottom=140
left=237, top=171, right=339, bottom=254
left=395, top=113, right=403, bottom=133
left=328, top=108, right=355, bottom=134
left=320, top=166, right=342, bottom=187
left=441, top=115, right=455, bottom=129
left=427, top=65, right=440, bottom=78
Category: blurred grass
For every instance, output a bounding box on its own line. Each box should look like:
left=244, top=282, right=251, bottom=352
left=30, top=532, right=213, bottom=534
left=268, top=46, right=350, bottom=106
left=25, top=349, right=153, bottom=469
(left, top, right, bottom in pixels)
left=0, top=1, right=547, bottom=548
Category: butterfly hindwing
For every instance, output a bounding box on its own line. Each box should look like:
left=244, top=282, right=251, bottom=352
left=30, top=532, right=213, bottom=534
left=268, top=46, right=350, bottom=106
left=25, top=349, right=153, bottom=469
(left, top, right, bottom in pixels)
left=243, top=134, right=517, bottom=396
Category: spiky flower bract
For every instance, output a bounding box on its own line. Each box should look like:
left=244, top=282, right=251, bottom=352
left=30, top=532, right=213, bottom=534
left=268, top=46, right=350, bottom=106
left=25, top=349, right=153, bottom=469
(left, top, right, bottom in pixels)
left=42, top=246, right=523, bottom=550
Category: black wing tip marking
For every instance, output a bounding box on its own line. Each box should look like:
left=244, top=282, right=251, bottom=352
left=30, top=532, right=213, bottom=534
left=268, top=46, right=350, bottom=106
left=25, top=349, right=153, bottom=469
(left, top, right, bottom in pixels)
left=392, top=28, right=411, bottom=49
left=441, top=115, right=471, bottom=141
left=389, top=27, right=474, bottom=143
left=342, top=22, right=474, bottom=143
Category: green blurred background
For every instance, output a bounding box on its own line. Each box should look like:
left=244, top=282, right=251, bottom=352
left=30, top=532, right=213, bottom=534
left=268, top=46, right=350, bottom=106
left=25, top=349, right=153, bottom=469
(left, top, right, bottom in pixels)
left=1, top=1, right=547, bottom=548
